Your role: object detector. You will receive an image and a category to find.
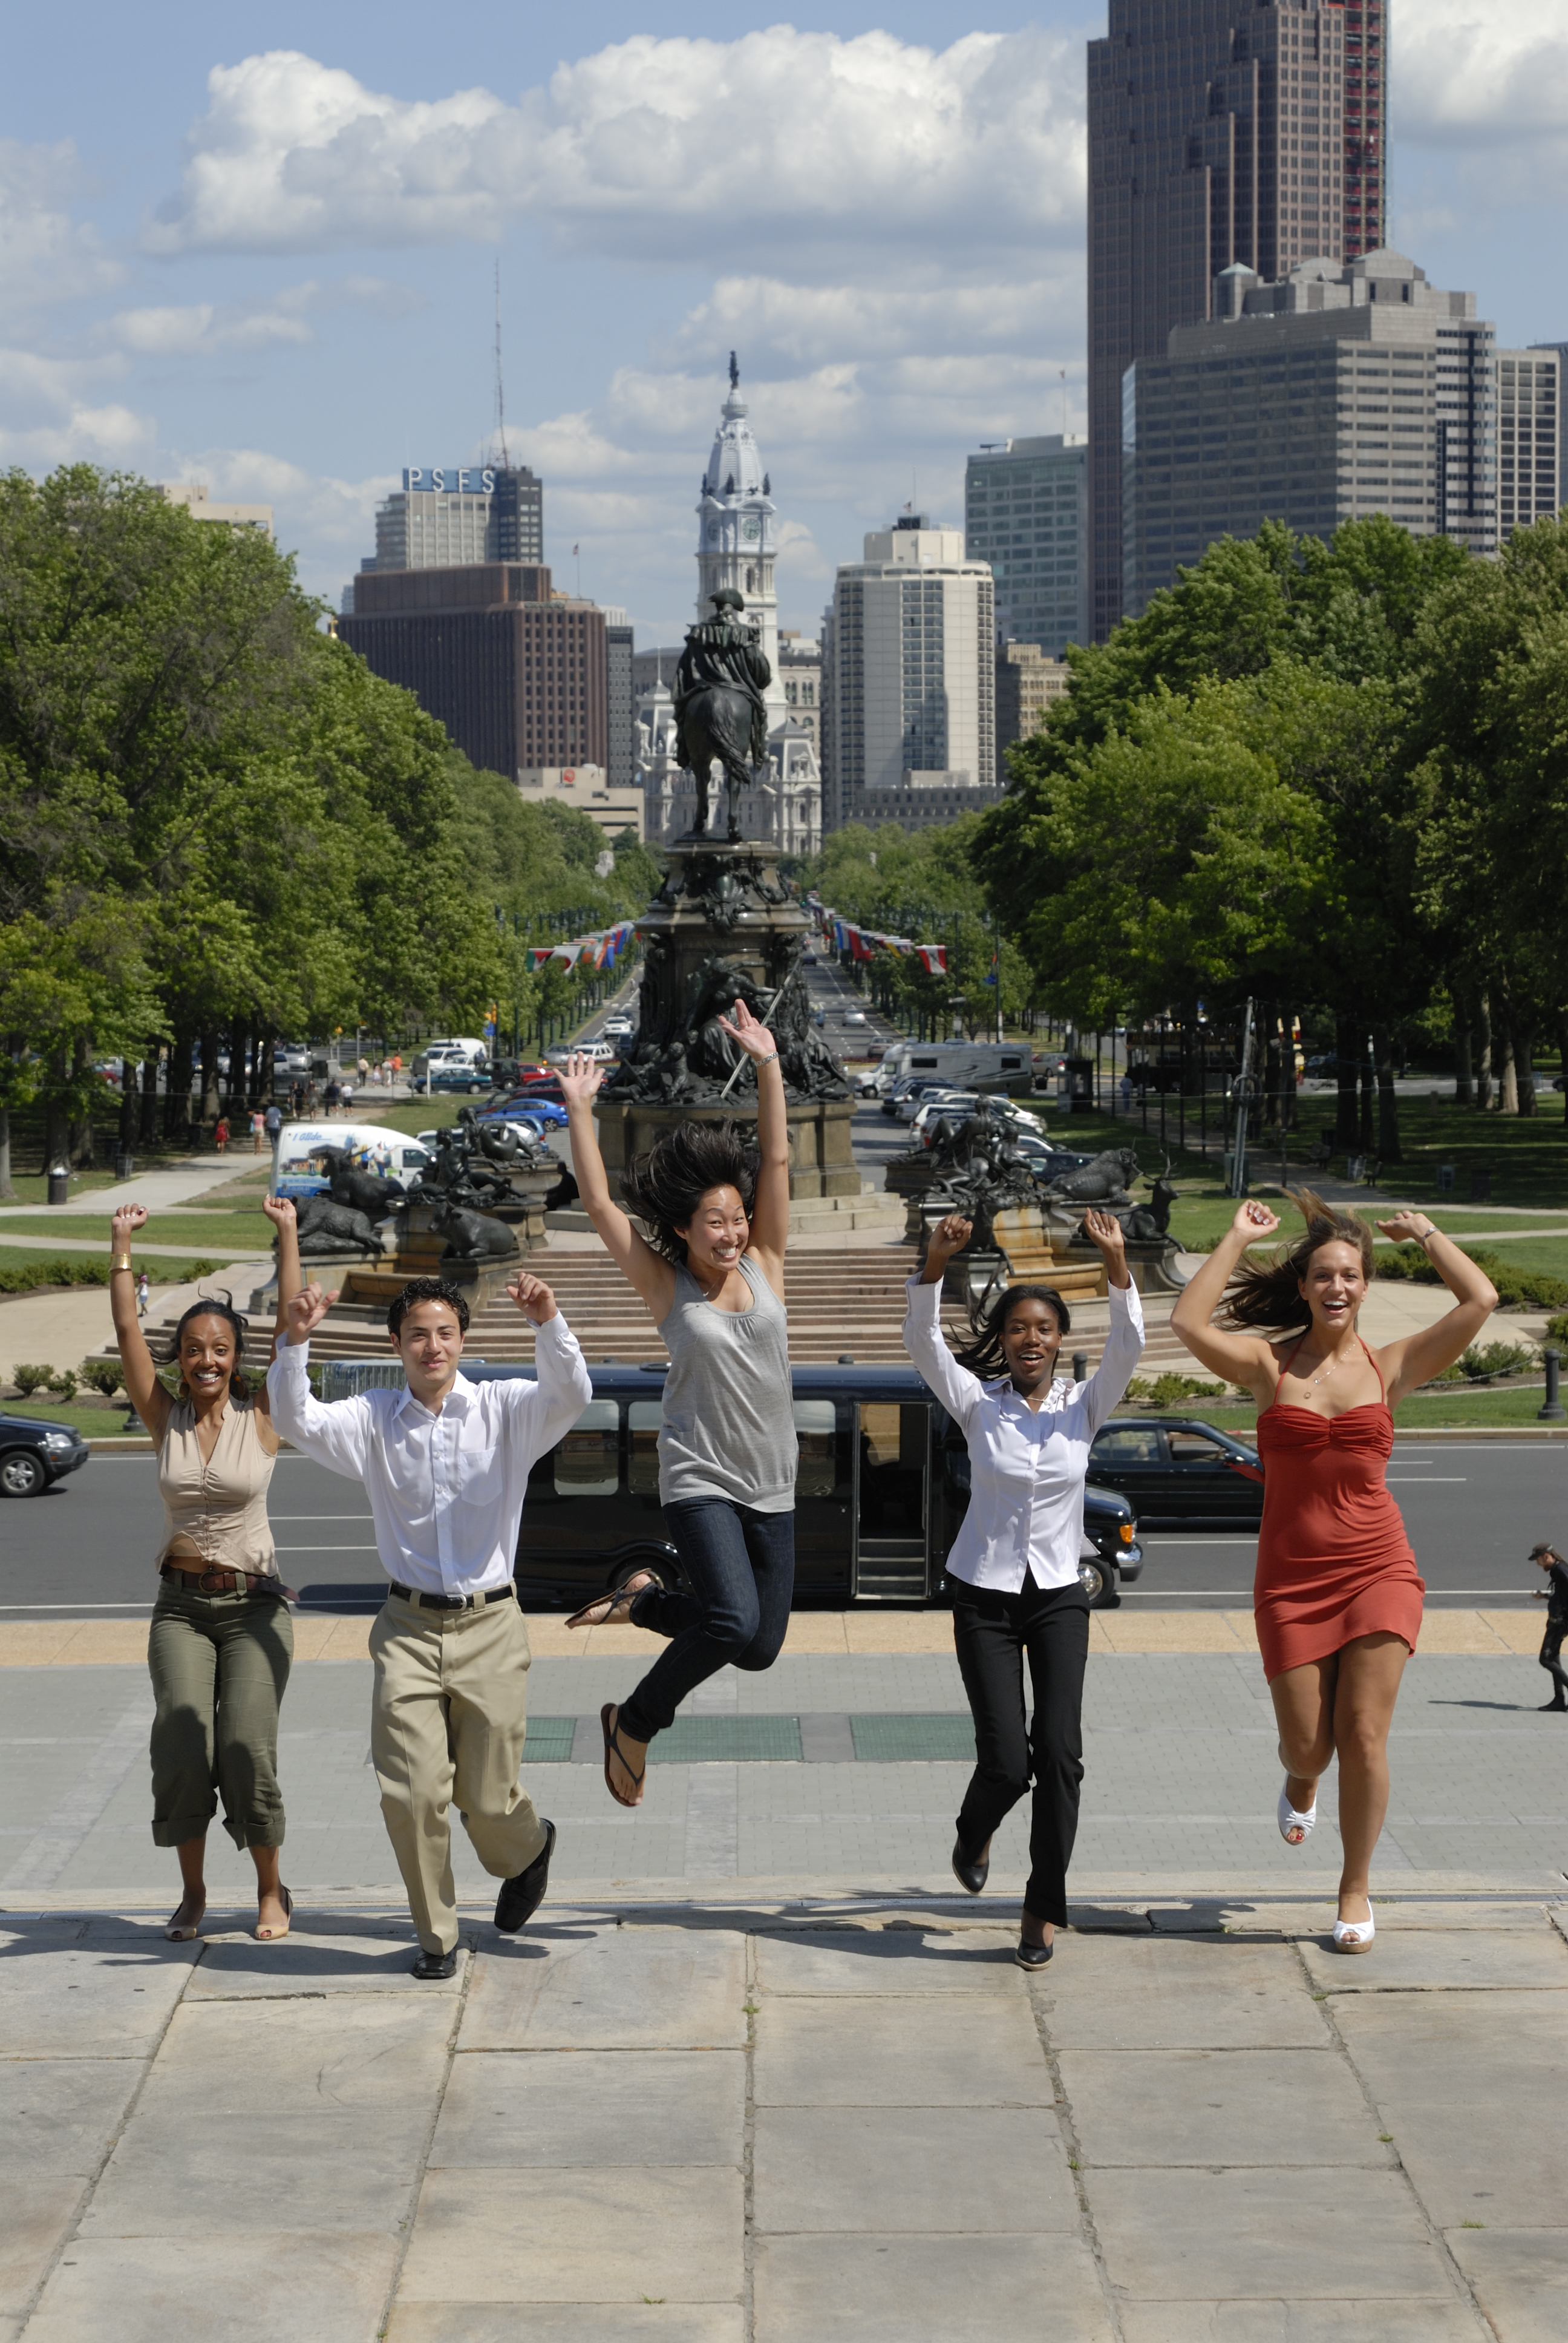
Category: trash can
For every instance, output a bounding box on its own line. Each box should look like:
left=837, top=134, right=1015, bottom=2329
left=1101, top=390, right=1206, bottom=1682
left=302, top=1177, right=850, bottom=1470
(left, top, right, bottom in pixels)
left=1469, top=1167, right=1492, bottom=1202
left=1436, top=1162, right=1455, bottom=1194
left=47, top=1164, right=70, bottom=1205
left=112, top=1149, right=134, bottom=1182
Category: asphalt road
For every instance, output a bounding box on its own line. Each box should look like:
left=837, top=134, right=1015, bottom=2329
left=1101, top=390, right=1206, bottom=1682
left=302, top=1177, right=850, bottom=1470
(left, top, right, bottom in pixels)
left=4, top=1441, right=1558, bottom=1619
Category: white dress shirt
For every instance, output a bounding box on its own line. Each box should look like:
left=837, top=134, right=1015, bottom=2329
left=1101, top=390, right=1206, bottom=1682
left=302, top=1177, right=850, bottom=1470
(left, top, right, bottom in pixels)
left=266, top=1321, right=592, bottom=1599
left=902, top=1275, right=1145, bottom=1594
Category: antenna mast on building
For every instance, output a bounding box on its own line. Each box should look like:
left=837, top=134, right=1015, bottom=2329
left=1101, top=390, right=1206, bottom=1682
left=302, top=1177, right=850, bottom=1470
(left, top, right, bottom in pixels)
left=492, top=260, right=510, bottom=468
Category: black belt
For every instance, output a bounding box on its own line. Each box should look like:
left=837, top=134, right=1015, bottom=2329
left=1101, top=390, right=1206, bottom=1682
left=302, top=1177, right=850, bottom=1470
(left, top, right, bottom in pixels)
left=388, top=1581, right=515, bottom=1613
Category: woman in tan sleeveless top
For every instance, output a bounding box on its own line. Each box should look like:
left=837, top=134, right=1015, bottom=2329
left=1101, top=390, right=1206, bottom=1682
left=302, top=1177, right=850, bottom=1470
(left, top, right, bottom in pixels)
left=110, top=1196, right=301, bottom=1942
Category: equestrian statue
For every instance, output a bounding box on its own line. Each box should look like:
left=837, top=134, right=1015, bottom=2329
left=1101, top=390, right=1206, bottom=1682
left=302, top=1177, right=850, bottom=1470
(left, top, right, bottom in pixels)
left=673, top=586, right=771, bottom=840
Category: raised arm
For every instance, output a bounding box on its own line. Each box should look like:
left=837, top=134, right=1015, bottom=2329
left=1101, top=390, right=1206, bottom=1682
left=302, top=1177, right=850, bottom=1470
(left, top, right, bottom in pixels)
left=719, top=999, right=789, bottom=1291
left=901, top=1213, right=981, bottom=1430
left=1169, top=1199, right=1286, bottom=1403
left=264, top=1281, right=373, bottom=1478
left=1077, top=1209, right=1146, bottom=1432
left=1373, top=1213, right=1499, bottom=1404
left=558, top=1053, right=676, bottom=1319
left=501, top=1268, right=594, bottom=1446
left=107, top=1204, right=171, bottom=1443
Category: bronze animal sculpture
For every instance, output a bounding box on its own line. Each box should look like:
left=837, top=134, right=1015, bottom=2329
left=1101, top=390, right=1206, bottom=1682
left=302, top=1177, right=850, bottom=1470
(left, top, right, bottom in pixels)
left=290, top=1196, right=387, bottom=1259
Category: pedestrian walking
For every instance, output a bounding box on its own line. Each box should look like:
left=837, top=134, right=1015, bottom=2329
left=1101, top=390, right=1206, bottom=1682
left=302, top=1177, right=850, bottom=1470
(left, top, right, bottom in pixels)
left=264, top=1101, right=282, bottom=1150
left=250, top=1109, right=265, bottom=1155
left=136, top=1268, right=149, bottom=1320
left=1529, top=1542, right=1568, bottom=1711
left=266, top=1268, right=591, bottom=1977
left=339, top=1078, right=354, bottom=1115
left=903, top=1208, right=1143, bottom=1969
left=108, top=1196, right=299, bottom=1944
left=1171, top=1191, right=1498, bottom=1953
left=358, top=1055, right=370, bottom=1086
left=557, top=1004, right=794, bottom=1810
left=212, top=1115, right=229, bottom=1154
left=323, top=1078, right=339, bottom=1118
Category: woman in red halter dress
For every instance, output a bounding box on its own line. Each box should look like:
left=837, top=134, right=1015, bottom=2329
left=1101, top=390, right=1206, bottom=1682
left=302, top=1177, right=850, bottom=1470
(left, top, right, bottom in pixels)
left=1172, top=1191, right=1498, bottom=1953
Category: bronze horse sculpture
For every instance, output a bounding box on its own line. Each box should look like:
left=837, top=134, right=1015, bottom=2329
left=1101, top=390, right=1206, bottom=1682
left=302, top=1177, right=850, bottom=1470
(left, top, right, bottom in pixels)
left=673, top=587, right=772, bottom=840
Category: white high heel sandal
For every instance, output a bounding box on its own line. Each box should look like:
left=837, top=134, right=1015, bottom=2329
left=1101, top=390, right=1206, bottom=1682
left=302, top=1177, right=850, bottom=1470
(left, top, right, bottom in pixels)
left=1332, top=1908, right=1376, bottom=1954
left=1277, top=1781, right=1317, bottom=1846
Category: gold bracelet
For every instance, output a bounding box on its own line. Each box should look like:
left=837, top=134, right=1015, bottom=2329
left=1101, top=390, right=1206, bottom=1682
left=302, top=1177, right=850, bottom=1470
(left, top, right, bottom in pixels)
left=111, top=1255, right=134, bottom=1273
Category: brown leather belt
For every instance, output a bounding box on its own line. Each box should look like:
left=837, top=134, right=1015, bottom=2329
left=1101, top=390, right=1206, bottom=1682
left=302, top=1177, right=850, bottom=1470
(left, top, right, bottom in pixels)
left=160, top=1562, right=283, bottom=1598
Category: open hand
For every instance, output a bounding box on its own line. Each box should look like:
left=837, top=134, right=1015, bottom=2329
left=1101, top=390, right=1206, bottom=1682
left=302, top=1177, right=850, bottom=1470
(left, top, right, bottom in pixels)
left=283, top=1282, right=337, bottom=1342
left=716, top=998, right=777, bottom=1061
left=111, top=1204, right=148, bottom=1246
left=558, top=1052, right=605, bottom=1108
left=506, top=1271, right=558, bottom=1324
left=1081, top=1207, right=1128, bottom=1262
left=1376, top=1211, right=1434, bottom=1246
left=926, top=1213, right=973, bottom=1267
left=1232, top=1199, right=1280, bottom=1241
left=260, top=1195, right=297, bottom=1231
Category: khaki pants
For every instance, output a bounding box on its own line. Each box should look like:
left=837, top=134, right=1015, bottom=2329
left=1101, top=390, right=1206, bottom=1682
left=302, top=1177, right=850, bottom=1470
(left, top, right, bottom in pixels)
left=369, top=1591, right=547, bottom=1955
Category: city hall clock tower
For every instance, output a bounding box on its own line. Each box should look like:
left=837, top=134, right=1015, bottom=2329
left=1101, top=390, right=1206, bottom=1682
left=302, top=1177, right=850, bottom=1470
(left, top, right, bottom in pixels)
left=696, top=355, right=785, bottom=723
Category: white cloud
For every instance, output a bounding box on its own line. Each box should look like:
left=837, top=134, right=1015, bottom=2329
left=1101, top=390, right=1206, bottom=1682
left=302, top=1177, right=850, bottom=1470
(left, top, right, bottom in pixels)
left=146, top=32, right=1084, bottom=267
left=0, top=138, right=121, bottom=309
left=1399, top=4, right=1568, bottom=141
left=102, top=275, right=422, bottom=358
left=668, top=268, right=1084, bottom=370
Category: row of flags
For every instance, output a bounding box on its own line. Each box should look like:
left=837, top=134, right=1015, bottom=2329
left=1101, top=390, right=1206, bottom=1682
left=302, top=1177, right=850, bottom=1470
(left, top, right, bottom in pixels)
left=806, top=896, right=948, bottom=975
left=528, top=920, right=635, bottom=974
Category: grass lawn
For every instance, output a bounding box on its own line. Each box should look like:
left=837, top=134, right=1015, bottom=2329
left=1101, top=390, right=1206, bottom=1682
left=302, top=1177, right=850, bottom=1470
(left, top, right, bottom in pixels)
left=0, top=1396, right=140, bottom=1438
left=0, top=1245, right=251, bottom=1285
left=0, top=1168, right=128, bottom=1207
left=1120, top=1384, right=1566, bottom=1434
left=0, top=1214, right=273, bottom=1254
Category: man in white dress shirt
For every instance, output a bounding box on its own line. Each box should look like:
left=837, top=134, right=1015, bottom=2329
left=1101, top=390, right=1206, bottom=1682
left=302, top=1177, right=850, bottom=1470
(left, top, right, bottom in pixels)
left=269, top=1271, right=592, bottom=1978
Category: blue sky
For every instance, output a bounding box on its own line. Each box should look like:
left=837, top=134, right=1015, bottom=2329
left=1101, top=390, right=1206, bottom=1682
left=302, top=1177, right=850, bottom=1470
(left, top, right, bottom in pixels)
left=4, top=2, right=1566, bottom=643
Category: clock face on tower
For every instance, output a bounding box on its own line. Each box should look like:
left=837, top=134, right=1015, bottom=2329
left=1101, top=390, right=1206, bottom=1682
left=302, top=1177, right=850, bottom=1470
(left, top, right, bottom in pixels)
left=741, top=517, right=761, bottom=542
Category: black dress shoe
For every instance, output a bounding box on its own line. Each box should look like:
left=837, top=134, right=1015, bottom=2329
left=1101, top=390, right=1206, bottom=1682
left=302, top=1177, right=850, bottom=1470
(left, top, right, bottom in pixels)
left=1014, top=1933, right=1054, bottom=1971
left=411, top=1949, right=457, bottom=1981
left=1540, top=1700, right=1568, bottom=1712
left=952, top=1835, right=989, bottom=1895
left=495, top=1820, right=557, bottom=1933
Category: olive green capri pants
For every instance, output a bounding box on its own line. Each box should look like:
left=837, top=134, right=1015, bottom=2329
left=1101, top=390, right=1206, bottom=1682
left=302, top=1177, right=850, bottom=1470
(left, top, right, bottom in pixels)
left=148, top=1582, right=293, bottom=1850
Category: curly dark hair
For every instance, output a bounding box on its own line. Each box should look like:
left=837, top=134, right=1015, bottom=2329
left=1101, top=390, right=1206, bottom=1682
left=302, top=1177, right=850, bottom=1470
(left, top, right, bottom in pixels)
left=1217, top=1187, right=1375, bottom=1334
left=171, top=1291, right=251, bottom=1398
left=955, top=1282, right=1072, bottom=1378
left=388, top=1277, right=472, bottom=1338
left=618, top=1119, right=760, bottom=1263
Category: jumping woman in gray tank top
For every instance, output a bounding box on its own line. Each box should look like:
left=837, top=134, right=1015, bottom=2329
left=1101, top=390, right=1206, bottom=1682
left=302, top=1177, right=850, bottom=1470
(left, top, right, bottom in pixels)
left=559, top=1003, right=794, bottom=1806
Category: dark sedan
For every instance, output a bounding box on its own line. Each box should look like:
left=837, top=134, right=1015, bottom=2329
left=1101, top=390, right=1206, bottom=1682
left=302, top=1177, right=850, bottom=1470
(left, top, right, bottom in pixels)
left=0, top=1411, right=91, bottom=1499
left=1086, top=1415, right=1263, bottom=1525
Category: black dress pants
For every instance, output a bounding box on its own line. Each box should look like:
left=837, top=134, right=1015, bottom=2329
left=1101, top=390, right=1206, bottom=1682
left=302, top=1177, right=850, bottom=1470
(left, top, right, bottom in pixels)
left=951, top=1576, right=1089, bottom=1927
left=1540, top=1619, right=1568, bottom=1706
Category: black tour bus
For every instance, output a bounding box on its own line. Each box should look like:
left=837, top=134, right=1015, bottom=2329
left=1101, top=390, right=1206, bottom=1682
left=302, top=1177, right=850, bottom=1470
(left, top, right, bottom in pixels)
left=317, top=1362, right=1144, bottom=1609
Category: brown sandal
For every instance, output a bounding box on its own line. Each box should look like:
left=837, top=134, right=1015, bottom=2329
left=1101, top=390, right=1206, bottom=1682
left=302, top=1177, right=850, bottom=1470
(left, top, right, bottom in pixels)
left=567, top=1573, right=653, bottom=1633
left=601, top=1704, right=646, bottom=1807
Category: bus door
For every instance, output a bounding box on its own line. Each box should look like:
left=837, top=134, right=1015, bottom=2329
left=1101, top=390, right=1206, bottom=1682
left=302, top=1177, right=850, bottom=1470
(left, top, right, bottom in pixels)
left=853, top=1400, right=931, bottom=1600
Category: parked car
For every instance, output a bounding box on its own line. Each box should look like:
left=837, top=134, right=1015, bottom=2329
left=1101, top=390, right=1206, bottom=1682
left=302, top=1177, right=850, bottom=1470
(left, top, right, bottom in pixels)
left=1086, top=1415, right=1263, bottom=1525
left=0, top=1410, right=90, bottom=1498
left=481, top=1094, right=569, bottom=1132
left=313, top=1361, right=1144, bottom=1608
left=426, top=1059, right=492, bottom=1094
left=601, top=1017, right=635, bottom=1040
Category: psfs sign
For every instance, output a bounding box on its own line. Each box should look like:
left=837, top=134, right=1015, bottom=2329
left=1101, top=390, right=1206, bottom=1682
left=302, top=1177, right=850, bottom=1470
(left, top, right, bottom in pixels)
left=402, top=467, right=497, bottom=494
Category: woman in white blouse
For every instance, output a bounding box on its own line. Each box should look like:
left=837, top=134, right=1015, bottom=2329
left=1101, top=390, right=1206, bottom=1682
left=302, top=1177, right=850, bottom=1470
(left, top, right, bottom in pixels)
left=903, top=1208, right=1143, bottom=1968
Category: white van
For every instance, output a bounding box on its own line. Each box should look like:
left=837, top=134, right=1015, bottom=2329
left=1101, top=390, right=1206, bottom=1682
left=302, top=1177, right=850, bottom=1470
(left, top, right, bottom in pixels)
left=871, top=1042, right=1034, bottom=1099
left=273, top=1121, right=435, bottom=1200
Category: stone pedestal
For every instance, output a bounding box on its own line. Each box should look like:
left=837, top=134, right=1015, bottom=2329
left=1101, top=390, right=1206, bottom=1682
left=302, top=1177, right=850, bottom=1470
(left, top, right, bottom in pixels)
left=599, top=834, right=857, bottom=1199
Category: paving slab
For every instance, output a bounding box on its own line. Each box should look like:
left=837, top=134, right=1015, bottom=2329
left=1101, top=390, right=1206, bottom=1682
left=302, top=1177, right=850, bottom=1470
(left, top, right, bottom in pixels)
left=753, top=2231, right=1115, bottom=2343
left=1039, top=1936, right=1331, bottom=2050
left=431, top=2048, right=743, bottom=2168
left=1061, top=2048, right=1385, bottom=2168
left=185, top=1926, right=460, bottom=1998
left=753, top=2105, right=1076, bottom=2234
left=1152, top=1900, right=1561, bottom=1936
left=1299, top=1925, right=1568, bottom=1993
left=753, top=1995, right=1052, bottom=2107
left=1117, top=2303, right=1489, bottom=2341
left=21, top=2231, right=399, bottom=2343
left=1331, top=1990, right=1568, bottom=2229
left=458, top=1927, right=746, bottom=2051
left=387, top=2312, right=745, bottom=2343
left=1087, top=2168, right=1450, bottom=2300
left=396, top=2165, right=743, bottom=2305
left=0, top=2175, right=90, bottom=2320
left=0, top=2058, right=140, bottom=2180
left=79, top=1997, right=452, bottom=2236
left=0, top=1927, right=198, bottom=2058
left=753, top=1925, right=1020, bottom=1996
left=1446, top=2226, right=1568, bottom=2343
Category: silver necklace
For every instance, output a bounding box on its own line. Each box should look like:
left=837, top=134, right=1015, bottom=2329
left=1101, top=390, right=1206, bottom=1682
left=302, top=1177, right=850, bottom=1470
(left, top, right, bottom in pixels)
left=1296, top=1345, right=1356, bottom=1394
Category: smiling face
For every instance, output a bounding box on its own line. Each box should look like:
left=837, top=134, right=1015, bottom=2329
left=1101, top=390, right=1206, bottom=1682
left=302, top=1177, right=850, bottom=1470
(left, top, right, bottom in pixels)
left=1001, top=1296, right=1063, bottom=1395
left=676, top=1183, right=750, bottom=1283
left=178, top=1314, right=239, bottom=1407
left=1297, top=1237, right=1367, bottom=1336
left=391, top=1298, right=466, bottom=1403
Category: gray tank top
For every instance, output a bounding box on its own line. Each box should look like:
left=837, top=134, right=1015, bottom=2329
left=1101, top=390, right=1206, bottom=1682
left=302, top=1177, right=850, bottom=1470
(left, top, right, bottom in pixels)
left=656, top=1254, right=795, bottom=1512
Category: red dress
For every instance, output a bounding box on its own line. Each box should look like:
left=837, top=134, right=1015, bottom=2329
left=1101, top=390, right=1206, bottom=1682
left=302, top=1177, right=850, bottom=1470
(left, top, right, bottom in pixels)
left=1252, top=1339, right=1425, bottom=1681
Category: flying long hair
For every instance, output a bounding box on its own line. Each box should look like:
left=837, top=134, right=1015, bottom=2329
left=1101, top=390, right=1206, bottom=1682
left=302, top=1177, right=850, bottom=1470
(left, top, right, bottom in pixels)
left=1217, top=1187, right=1375, bottom=1334
left=619, top=1119, right=761, bottom=1263
left=955, top=1282, right=1072, bottom=1380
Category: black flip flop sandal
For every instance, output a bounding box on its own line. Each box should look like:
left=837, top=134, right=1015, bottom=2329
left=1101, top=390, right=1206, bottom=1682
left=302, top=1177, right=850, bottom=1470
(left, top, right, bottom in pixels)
left=601, top=1703, right=645, bottom=1807
left=567, top=1573, right=652, bottom=1633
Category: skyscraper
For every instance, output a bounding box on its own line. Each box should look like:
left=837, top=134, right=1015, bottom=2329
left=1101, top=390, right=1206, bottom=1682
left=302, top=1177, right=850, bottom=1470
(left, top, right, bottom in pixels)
left=1088, top=1, right=1386, bottom=639
left=964, top=436, right=1089, bottom=656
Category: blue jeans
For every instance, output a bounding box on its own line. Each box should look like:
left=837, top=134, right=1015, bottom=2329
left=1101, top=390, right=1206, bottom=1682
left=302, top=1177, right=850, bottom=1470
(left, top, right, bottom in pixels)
left=616, top=1499, right=795, bottom=1743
